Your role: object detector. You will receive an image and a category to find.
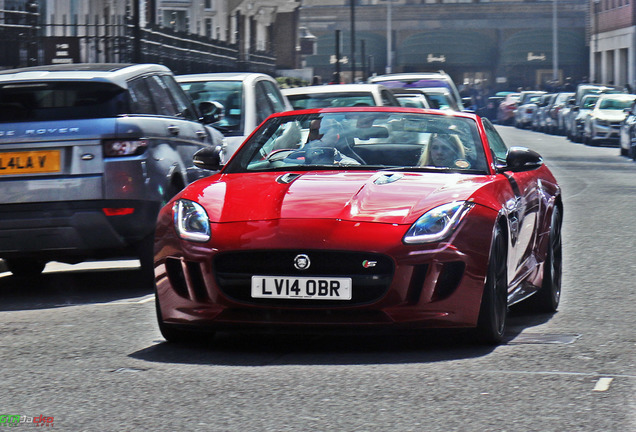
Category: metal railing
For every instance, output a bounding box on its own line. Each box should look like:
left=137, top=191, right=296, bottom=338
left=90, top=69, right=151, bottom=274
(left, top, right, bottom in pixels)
left=0, top=10, right=276, bottom=74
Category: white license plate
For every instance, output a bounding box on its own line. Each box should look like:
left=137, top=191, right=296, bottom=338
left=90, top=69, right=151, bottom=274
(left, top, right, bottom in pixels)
left=251, top=276, right=352, bottom=300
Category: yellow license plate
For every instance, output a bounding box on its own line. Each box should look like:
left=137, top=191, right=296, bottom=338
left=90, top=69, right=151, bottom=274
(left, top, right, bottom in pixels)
left=0, top=150, right=61, bottom=175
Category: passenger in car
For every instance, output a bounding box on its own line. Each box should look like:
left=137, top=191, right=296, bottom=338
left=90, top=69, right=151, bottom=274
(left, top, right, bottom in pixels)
left=419, top=134, right=467, bottom=168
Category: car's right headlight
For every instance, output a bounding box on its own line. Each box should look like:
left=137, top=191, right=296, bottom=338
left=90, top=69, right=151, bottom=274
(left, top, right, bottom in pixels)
left=403, top=201, right=474, bottom=244
left=173, top=199, right=210, bottom=242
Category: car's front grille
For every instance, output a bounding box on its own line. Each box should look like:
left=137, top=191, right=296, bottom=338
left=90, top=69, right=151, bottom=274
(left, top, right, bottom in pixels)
left=213, top=250, right=394, bottom=307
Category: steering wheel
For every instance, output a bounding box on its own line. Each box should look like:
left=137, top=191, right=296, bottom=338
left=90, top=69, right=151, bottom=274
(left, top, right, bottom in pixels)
left=304, top=146, right=336, bottom=165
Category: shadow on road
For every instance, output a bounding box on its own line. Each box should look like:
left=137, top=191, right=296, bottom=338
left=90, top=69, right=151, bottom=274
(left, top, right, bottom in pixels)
left=0, top=262, right=152, bottom=311
left=130, top=308, right=558, bottom=367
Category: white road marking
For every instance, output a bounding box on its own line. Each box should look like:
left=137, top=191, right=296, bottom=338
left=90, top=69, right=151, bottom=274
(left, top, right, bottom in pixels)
left=593, top=377, right=614, bottom=392
left=137, top=295, right=155, bottom=304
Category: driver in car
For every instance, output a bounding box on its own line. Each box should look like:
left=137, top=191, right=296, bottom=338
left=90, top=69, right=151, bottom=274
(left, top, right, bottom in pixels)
left=302, top=117, right=360, bottom=165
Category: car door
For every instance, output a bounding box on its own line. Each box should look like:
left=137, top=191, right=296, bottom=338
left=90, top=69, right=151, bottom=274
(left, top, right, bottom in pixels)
left=146, top=74, right=212, bottom=183
left=483, top=119, right=541, bottom=292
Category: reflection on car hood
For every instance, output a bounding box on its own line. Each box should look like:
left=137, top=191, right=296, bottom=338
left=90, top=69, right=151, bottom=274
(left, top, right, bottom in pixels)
left=594, top=111, right=628, bottom=121
left=183, top=171, right=491, bottom=224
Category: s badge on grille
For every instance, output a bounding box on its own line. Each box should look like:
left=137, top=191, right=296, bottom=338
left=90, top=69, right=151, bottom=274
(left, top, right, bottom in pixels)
left=294, top=254, right=311, bottom=270
left=362, top=260, right=377, bottom=268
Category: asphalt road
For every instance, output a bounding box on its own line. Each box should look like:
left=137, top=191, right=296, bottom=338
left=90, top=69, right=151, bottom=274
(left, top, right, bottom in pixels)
left=0, top=126, right=634, bottom=431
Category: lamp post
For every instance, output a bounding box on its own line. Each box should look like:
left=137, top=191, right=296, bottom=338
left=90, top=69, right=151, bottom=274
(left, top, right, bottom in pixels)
left=552, top=0, right=558, bottom=83
left=25, top=0, right=39, bottom=66
left=386, top=0, right=392, bottom=74
left=350, top=0, right=356, bottom=82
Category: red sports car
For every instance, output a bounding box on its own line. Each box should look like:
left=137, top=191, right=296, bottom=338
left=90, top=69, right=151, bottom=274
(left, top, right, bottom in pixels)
left=153, top=107, right=562, bottom=345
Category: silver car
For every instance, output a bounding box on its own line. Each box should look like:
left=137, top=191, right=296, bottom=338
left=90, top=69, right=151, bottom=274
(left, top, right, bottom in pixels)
left=177, top=72, right=292, bottom=161
left=0, top=63, right=221, bottom=276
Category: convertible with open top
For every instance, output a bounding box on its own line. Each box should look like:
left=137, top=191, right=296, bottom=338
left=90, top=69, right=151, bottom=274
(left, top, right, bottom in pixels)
left=153, top=106, right=563, bottom=345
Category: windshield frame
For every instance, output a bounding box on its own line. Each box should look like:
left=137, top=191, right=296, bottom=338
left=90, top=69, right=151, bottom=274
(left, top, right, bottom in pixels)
left=223, top=108, right=489, bottom=175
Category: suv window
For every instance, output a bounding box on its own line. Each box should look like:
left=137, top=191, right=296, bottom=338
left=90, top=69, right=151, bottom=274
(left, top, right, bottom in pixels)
left=0, top=81, right=126, bottom=122
left=147, top=75, right=179, bottom=116
left=159, top=75, right=198, bottom=121
left=128, top=78, right=155, bottom=114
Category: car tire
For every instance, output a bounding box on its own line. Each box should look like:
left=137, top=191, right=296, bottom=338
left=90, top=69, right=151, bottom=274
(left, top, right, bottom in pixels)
left=136, top=232, right=156, bottom=290
left=475, top=224, right=508, bottom=345
left=527, top=207, right=562, bottom=313
left=5, top=258, right=46, bottom=277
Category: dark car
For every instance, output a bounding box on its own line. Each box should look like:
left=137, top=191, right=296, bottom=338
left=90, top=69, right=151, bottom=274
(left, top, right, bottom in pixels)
left=620, top=100, right=636, bottom=158
left=0, top=63, right=221, bottom=277
left=154, top=106, right=562, bottom=346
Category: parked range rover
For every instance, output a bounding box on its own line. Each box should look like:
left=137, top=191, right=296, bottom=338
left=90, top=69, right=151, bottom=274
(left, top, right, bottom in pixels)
left=0, top=63, right=221, bottom=277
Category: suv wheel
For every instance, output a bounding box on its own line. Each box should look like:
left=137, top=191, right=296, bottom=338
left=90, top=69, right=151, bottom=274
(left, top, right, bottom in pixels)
left=5, top=259, right=46, bottom=277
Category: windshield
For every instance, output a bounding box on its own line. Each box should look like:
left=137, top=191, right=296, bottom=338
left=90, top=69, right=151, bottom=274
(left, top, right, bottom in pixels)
left=582, top=96, right=599, bottom=109
left=225, top=111, right=488, bottom=174
left=396, top=95, right=428, bottom=108
left=287, top=92, right=376, bottom=110
left=179, top=80, right=243, bottom=134
left=0, top=81, right=126, bottom=123
left=599, top=98, right=634, bottom=110
left=421, top=91, right=452, bottom=110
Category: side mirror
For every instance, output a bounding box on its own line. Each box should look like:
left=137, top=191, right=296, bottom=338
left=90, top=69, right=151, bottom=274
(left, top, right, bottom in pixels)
left=193, top=145, right=223, bottom=171
left=497, top=146, right=543, bottom=173
left=199, top=101, right=224, bottom=124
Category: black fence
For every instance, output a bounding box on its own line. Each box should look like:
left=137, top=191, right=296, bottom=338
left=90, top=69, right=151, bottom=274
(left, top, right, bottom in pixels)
left=0, top=10, right=276, bottom=75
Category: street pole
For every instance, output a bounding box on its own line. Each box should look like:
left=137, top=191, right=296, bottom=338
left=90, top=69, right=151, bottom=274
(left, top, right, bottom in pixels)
left=26, top=0, right=39, bottom=66
left=350, top=0, right=356, bottom=83
left=132, top=0, right=142, bottom=63
left=386, top=0, right=392, bottom=74
left=361, top=39, right=366, bottom=81
left=552, top=0, right=558, bottom=83
left=335, top=29, right=341, bottom=84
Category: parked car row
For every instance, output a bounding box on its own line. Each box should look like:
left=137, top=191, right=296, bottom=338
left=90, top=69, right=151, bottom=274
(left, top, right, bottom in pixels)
left=500, top=83, right=636, bottom=159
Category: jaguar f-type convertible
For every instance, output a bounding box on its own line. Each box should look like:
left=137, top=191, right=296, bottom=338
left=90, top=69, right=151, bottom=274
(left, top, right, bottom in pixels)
left=153, top=107, right=562, bottom=345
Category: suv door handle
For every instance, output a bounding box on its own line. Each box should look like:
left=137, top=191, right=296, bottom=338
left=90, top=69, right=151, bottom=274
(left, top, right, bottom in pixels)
left=167, top=125, right=180, bottom=135
left=196, top=130, right=208, bottom=140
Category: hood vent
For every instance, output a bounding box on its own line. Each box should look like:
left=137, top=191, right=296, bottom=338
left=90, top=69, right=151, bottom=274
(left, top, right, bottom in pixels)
left=276, top=173, right=302, bottom=184
left=374, top=173, right=403, bottom=185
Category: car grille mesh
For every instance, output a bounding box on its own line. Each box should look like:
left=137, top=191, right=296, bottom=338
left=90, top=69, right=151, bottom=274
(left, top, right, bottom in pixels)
left=213, top=250, right=394, bottom=307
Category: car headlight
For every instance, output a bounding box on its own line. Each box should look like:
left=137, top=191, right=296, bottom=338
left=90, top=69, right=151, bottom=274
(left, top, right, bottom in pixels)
left=403, top=201, right=474, bottom=244
left=173, top=199, right=210, bottom=242
left=595, top=119, right=610, bottom=127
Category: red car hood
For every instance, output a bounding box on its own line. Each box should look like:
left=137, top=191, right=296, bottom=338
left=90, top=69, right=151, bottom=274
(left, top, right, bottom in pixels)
left=183, top=171, right=491, bottom=225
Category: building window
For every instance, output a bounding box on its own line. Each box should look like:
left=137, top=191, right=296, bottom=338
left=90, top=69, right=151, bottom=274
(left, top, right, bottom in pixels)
left=205, top=18, right=213, bottom=39
left=205, top=0, right=213, bottom=9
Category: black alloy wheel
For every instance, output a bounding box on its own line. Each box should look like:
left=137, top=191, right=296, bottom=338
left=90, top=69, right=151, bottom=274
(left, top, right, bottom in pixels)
left=475, top=224, right=508, bottom=345
left=528, top=207, right=562, bottom=312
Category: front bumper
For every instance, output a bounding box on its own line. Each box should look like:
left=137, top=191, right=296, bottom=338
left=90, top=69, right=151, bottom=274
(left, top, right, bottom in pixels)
left=154, top=205, right=497, bottom=331
left=590, top=122, right=622, bottom=143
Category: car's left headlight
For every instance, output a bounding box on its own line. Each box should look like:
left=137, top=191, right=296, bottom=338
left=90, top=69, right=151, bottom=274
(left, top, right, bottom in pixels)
left=173, top=199, right=210, bottom=242
left=403, top=201, right=474, bottom=244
